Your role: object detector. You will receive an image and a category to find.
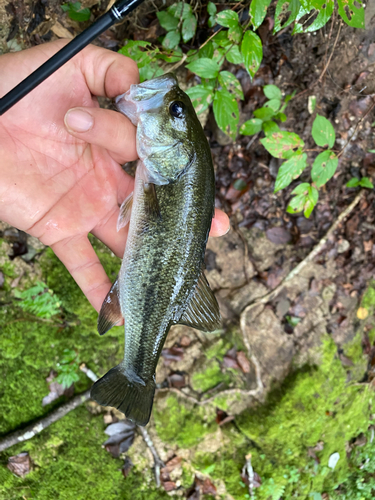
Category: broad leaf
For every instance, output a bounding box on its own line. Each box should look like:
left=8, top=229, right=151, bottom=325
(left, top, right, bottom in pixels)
left=241, top=30, right=263, bottom=79
left=186, top=84, right=214, bottom=114
left=240, top=118, right=263, bottom=135
left=186, top=58, right=220, bottom=78
left=62, top=2, right=91, bottom=22
left=291, top=182, right=310, bottom=195
left=218, top=71, right=244, bottom=99
left=312, top=114, right=335, bottom=148
left=213, top=31, right=231, bottom=48
left=216, top=10, right=239, bottom=28
left=265, top=99, right=281, bottom=112
left=228, top=25, right=243, bottom=43
left=250, top=0, right=272, bottom=29
left=294, top=0, right=334, bottom=33
left=199, top=41, right=214, bottom=59
left=346, top=177, right=360, bottom=187
left=274, top=153, right=307, bottom=192
left=264, top=84, right=282, bottom=100
left=168, top=3, right=192, bottom=20
left=311, top=150, right=338, bottom=187
left=337, top=0, right=365, bottom=28
left=226, top=45, right=244, bottom=64
left=207, top=2, right=217, bottom=16
left=139, top=64, right=163, bottom=83
left=157, top=11, right=179, bottom=31
left=261, top=131, right=304, bottom=159
left=213, top=89, right=239, bottom=140
left=359, top=177, right=374, bottom=188
left=182, top=13, right=197, bottom=42
left=262, top=121, right=280, bottom=136
left=254, top=106, right=275, bottom=120
left=162, top=30, right=181, bottom=49
left=273, top=0, right=301, bottom=33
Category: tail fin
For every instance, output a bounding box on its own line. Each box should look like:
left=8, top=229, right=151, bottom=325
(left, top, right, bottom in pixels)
left=90, top=364, right=155, bottom=426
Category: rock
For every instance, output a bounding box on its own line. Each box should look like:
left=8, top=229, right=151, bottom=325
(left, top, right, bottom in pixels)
left=240, top=304, right=294, bottom=390
left=242, top=226, right=289, bottom=272
left=205, top=229, right=254, bottom=290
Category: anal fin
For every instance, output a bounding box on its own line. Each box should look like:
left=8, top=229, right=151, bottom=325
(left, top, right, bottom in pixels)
left=179, top=272, right=221, bottom=332
left=117, top=192, right=133, bottom=232
left=98, top=278, right=122, bottom=335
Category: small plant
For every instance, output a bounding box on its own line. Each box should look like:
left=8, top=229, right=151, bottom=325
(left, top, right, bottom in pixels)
left=346, top=177, right=374, bottom=189
left=157, top=3, right=197, bottom=50
left=55, top=349, right=80, bottom=389
left=14, top=281, right=61, bottom=319
left=61, top=2, right=91, bottom=22
left=240, top=84, right=295, bottom=137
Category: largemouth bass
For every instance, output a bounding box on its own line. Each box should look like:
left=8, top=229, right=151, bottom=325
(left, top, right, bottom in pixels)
left=91, top=74, right=220, bottom=426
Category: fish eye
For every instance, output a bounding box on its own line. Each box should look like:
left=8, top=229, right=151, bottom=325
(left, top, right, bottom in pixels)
left=169, top=101, right=185, bottom=118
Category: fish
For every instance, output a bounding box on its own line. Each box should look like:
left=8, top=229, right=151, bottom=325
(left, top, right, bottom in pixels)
left=90, top=73, right=220, bottom=426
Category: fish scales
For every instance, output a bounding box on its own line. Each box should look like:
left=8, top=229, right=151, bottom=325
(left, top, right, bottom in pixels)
left=91, top=74, right=221, bottom=426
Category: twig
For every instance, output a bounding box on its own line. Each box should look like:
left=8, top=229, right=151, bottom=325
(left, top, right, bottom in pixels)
left=80, top=366, right=165, bottom=486
left=317, top=19, right=342, bottom=84
left=0, top=390, right=91, bottom=453
left=244, top=189, right=365, bottom=310
left=137, top=427, right=165, bottom=487
left=169, top=53, right=187, bottom=73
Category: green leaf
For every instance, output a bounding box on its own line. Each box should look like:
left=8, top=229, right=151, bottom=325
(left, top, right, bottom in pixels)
left=186, top=84, right=214, bottom=114
left=213, top=31, right=231, bottom=48
left=303, top=198, right=315, bottom=218
left=265, top=99, right=281, bottom=112
left=308, top=95, right=317, bottom=114
left=240, top=118, right=263, bottom=135
left=226, top=45, right=244, bottom=64
left=241, top=30, right=263, bottom=79
left=228, top=24, right=243, bottom=43
left=264, top=84, right=282, bottom=100
left=307, top=185, right=319, bottom=205
left=118, top=41, right=153, bottom=68
left=233, top=179, right=248, bottom=190
left=61, top=2, right=91, bottom=22
left=312, top=114, right=335, bottom=148
left=274, top=153, right=307, bottom=192
left=311, top=150, right=338, bottom=187
left=291, top=182, right=310, bottom=195
left=182, top=12, right=197, bottom=42
left=274, top=112, right=287, bottom=122
left=207, top=2, right=217, bottom=16
left=218, top=71, right=244, bottom=99
left=368, top=149, right=375, bottom=153
left=261, top=131, right=304, bottom=159
left=213, top=89, right=239, bottom=140
left=273, top=0, right=301, bottom=33
left=208, top=15, right=216, bottom=28
left=359, top=177, right=374, bottom=189
left=254, top=107, right=275, bottom=120
left=294, top=0, right=334, bottom=33
left=337, top=0, right=365, bottom=28
left=199, top=41, right=214, bottom=59
left=287, top=193, right=306, bottom=213
left=186, top=58, right=220, bottom=78
left=262, top=121, right=280, bottom=136
left=162, top=30, right=181, bottom=49
left=139, top=63, right=163, bottom=83
left=216, top=10, right=239, bottom=28
left=157, top=11, right=179, bottom=31
left=168, top=3, right=192, bottom=20
left=250, top=0, right=272, bottom=30
left=346, top=177, right=360, bottom=188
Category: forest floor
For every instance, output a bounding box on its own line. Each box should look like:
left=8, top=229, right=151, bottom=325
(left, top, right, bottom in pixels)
left=0, top=1, right=375, bottom=499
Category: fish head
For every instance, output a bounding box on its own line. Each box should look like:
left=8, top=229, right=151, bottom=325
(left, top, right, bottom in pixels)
left=116, top=73, right=201, bottom=185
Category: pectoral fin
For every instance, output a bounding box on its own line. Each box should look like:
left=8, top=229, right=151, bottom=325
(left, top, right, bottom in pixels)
left=179, top=272, right=221, bottom=332
left=117, top=192, right=133, bottom=232
left=143, top=183, right=161, bottom=220
left=98, top=278, right=122, bottom=335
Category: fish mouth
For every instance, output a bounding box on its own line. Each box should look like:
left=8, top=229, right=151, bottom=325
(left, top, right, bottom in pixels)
left=115, top=73, right=177, bottom=125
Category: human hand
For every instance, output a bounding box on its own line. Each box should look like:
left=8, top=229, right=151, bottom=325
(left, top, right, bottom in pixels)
left=0, top=41, right=229, bottom=311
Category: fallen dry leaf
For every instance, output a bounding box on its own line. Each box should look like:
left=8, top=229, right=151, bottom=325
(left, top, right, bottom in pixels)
left=236, top=351, right=251, bottom=373
left=7, top=452, right=31, bottom=477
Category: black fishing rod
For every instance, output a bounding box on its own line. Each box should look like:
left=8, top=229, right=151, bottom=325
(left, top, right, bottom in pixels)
left=0, top=0, right=145, bottom=116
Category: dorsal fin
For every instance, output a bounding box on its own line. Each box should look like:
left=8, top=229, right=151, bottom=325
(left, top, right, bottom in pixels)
left=98, top=278, right=122, bottom=335
left=179, top=271, right=221, bottom=332
left=117, top=192, right=133, bottom=232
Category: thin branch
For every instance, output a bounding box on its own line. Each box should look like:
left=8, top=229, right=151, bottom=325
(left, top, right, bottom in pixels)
left=337, top=98, right=375, bottom=158
left=0, top=390, right=91, bottom=453
left=244, top=189, right=365, bottom=310
left=317, top=19, right=342, bottom=84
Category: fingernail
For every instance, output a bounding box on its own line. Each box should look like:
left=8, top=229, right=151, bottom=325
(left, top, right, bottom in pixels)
left=65, top=108, right=94, bottom=133
left=224, top=224, right=231, bottom=235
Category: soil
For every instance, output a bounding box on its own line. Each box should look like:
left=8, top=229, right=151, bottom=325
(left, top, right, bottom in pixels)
left=0, top=1, right=375, bottom=499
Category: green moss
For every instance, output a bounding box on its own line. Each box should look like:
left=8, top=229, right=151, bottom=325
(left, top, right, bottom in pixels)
left=191, top=360, right=230, bottom=392
left=153, top=395, right=214, bottom=448
left=361, top=281, right=375, bottom=312
left=0, top=407, right=172, bottom=500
